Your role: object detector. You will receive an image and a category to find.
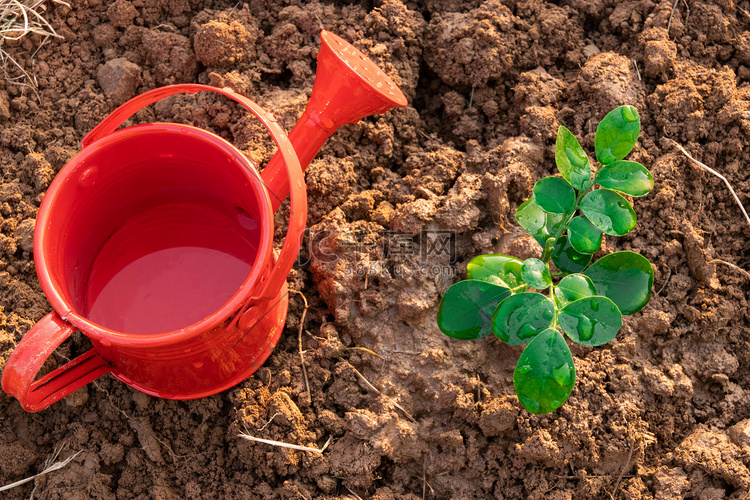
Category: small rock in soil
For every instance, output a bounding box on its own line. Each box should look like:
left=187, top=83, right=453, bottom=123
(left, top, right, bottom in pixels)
left=129, top=417, right=164, bottom=464
left=64, top=386, right=89, bottom=407
left=267, top=391, right=303, bottom=427
left=99, top=441, right=125, bottom=466
left=728, top=419, right=750, bottom=449
left=673, top=427, right=750, bottom=489
left=479, top=396, right=518, bottom=436
left=0, top=91, right=10, bottom=122
left=193, top=20, right=259, bottom=66
left=107, top=0, right=138, bottom=28
left=93, top=23, right=118, bottom=48
left=22, top=152, right=54, bottom=191
left=578, top=52, right=646, bottom=113
left=97, top=58, right=142, bottom=104
left=652, top=466, right=690, bottom=500
left=515, top=429, right=566, bottom=468
left=737, top=33, right=750, bottom=66
left=514, top=68, right=566, bottom=109
left=13, top=219, right=35, bottom=253
left=644, top=39, right=677, bottom=78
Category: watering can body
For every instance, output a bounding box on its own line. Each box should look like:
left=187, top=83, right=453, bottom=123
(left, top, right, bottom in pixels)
left=2, top=31, right=406, bottom=411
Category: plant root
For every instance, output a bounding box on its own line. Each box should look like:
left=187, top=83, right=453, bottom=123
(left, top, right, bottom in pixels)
left=238, top=431, right=331, bottom=454
left=289, top=289, right=311, bottom=400
left=340, top=358, right=417, bottom=423
left=708, top=259, right=750, bottom=281
left=671, top=140, right=750, bottom=228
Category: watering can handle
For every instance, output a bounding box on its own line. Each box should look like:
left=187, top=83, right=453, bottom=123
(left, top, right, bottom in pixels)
left=82, top=84, right=307, bottom=304
left=1, top=312, right=113, bottom=412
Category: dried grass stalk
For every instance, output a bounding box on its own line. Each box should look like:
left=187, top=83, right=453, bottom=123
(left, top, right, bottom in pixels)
left=0, top=0, right=70, bottom=91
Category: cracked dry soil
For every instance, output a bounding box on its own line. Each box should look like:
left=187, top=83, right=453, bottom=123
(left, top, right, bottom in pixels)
left=1, top=0, right=750, bottom=498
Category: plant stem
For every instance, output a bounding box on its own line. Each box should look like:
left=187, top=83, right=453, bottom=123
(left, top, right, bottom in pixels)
left=540, top=187, right=590, bottom=264
left=540, top=212, right=573, bottom=263
left=548, top=282, right=559, bottom=329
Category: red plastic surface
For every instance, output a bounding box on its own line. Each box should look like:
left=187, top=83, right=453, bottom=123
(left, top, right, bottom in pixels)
left=3, top=30, right=409, bottom=411
left=1, top=312, right=112, bottom=412
left=262, top=30, right=407, bottom=212
left=3, top=85, right=305, bottom=411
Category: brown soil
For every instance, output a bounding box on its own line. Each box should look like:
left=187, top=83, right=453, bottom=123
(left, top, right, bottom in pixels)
left=1, top=0, right=749, bottom=498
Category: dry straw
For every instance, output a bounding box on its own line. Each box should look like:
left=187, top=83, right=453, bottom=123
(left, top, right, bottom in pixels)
left=0, top=0, right=70, bottom=91
left=238, top=432, right=332, bottom=454
left=0, top=444, right=80, bottom=493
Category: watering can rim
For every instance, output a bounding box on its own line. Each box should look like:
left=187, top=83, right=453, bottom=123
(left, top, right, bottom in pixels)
left=33, top=123, right=278, bottom=347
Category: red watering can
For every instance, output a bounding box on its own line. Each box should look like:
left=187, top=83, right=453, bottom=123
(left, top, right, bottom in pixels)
left=2, top=31, right=407, bottom=411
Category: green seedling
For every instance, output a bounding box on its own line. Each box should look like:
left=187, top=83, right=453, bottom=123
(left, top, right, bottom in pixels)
left=437, top=106, right=655, bottom=414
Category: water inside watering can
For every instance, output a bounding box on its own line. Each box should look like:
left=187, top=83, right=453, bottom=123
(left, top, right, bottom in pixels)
left=85, top=202, right=259, bottom=335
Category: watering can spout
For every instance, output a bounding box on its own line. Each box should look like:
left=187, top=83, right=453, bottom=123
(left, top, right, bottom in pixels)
left=261, top=30, right=407, bottom=213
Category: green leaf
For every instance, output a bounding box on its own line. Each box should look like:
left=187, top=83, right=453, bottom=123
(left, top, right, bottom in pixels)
left=579, top=189, right=637, bottom=236
left=596, top=160, right=654, bottom=197
left=533, top=177, right=576, bottom=214
left=554, top=274, right=596, bottom=308
left=437, top=280, right=512, bottom=339
left=595, top=105, right=641, bottom=165
left=514, top=329, right=576, bottom=414
left=558, top=296, right=623, bottom=346
left=492, top=292, right=555, bottom=345
left=521, top=258, right=552, bottom=290
left=515, top=198, right=565, bottom=248
left=467, top=254, right=524, bottom=289
left=551, top=235, right=592, bottom=274
left=567, top=215, right=603, bottom=254
left=555, top=126, right=592, bottom=190
left=583, top=251, right=654, bottom=315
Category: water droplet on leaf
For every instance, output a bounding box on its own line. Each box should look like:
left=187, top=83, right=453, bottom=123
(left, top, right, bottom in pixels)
left=621, top=106, right=638, bottom=123
left=552, top=363, right=571, bottom=386
left=577, top=316, right=594, bottom=341
left=565, top=147, right=588, bottom=169
left=519, top=324, right=537, bottom=339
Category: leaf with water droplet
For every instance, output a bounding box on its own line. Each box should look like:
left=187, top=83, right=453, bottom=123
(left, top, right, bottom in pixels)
left=514, top=329, right=576, bottom=414
left=554, top=274, right=596, bottom=308
left=521, top=258, right=552, bottom=290
left=596, top=160, right=654, bottom=197
left=576, top=316, right=594, bottom=341
left=584, top=251, right=654, bottom=315
left=567, top=216, right=603, bottom=254
left=515, top=197, right=565, bottom=247
left=579, top=189, right=637, bottom=236
left=467, top=254, right=524, bottom=289
left=555, top=126, right=592, bottom=190
left=492, top=292, right=555, bottom=345
left=595, top=106, right=641, bottom=165
left=559, top=296, right=623, bottom=346
left=551, top=235, right=592, bottom=274
left=533, top=177, right=576, bottom=214
left=437, top=280, right=512, bottom=339
left=517, top=364, right=533, bottom=374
